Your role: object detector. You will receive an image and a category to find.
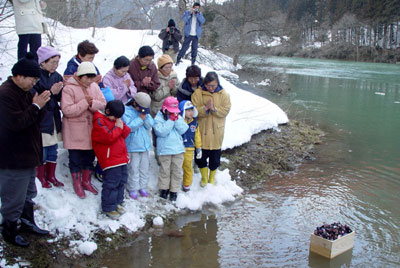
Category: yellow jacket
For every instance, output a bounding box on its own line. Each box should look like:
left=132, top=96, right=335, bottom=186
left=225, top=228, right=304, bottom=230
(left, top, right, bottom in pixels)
left=191, top=86, right=231, bottom=150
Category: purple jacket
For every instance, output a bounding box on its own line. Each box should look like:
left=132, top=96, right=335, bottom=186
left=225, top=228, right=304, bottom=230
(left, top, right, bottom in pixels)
left=102, top=69, right=137, bottom=103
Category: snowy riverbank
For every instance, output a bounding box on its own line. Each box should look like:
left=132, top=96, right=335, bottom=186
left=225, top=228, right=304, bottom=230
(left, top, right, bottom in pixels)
left=0, top=18, right=288, bottom=263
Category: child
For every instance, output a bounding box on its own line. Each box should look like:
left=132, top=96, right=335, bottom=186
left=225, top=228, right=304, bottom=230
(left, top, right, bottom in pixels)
left=122, top=92, right=154, bottom=200
left=92, top=100, right=130, bottom=219
left=33, top=46, right=64, bottom=188
left=64, top=40, right=101, bottom=83
left=61, top=62, right=106, bottom=198
left=153, top=97, right=188, bottom=201
left=179, top=100, right=202, bottom=191
left=177, top=65, right=202, bottom=102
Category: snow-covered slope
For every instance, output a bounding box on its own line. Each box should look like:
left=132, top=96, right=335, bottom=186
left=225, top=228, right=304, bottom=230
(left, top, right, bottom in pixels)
left=0, top=18, right=288, bottom=256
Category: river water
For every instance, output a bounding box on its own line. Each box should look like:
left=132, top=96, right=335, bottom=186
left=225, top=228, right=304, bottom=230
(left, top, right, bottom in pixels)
left=99, top=57, right=400, bottom=267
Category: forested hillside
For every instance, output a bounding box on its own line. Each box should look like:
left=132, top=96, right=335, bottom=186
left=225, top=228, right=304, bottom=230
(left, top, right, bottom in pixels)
left=1, top=0, right=399, bottom=63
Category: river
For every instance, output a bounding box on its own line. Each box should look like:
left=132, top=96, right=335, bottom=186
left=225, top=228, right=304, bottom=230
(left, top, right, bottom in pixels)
left=99, top=57, right=400, bottom=268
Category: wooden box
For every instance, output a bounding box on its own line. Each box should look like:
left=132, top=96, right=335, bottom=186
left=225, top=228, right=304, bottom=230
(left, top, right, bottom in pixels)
left=309, top=231, right=355, bottom=259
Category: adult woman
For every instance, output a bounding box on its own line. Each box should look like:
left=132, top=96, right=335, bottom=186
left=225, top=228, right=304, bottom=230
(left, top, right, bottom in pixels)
left=11, top=0, right=47, bottom=60
left=33, top=46, right=64, bottom=188
left=150, top=54, right=179, bottom=118
left=61, top=62, right=106, bottom=198
left=128, top=46, right=160, bottom=94
left=191, top=72, right=231, bottom=187
left=102, top=56, right=137, bottom=103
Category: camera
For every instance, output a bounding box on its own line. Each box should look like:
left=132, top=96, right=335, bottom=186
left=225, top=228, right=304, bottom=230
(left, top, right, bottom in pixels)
left=169, top=26, right=175, bottom=34
left=194, top=8, right=199, bottom=14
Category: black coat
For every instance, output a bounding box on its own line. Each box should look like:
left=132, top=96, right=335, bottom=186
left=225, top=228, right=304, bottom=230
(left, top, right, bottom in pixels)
left=32, top=69, right=63, bottom=135
left=158, top=28, right=182, bottom=53
left=0, top=77, right=44, bottom=169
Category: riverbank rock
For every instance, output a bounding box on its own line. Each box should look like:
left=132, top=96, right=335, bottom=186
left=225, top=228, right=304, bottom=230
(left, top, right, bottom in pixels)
left=222, top=120, right=324, bottom=189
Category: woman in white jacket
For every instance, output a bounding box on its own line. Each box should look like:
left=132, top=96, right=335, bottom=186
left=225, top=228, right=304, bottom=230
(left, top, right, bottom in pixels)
left=11, top=0, right=46, bottom=60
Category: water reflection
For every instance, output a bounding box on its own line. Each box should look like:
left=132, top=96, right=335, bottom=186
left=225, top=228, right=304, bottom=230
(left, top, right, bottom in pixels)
left=101, top=213, right=219, bottom=268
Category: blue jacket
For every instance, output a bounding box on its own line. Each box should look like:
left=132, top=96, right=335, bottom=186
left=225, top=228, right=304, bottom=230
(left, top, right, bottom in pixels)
left=177, top=77, right=203, bottom=102
left=64, top=56, right=101, bottom=76
left=182, top=118, right=198, bottom=148
left=122, top=106, right=154, bottom=153
left=32, top=69, right=63, bottom=135
left=153, top=111, right=188, bottom=155
left=182, top=10, right=205, bottom=38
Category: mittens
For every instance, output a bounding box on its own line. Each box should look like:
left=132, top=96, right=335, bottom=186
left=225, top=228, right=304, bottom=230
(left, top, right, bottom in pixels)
left=169, top=113, right=178, bottom=121
left=195, top=148, right=202, bottom=159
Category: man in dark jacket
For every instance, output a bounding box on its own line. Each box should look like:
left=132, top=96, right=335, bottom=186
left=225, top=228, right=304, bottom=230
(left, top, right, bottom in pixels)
left=158, top=19, right=182, bottom=63
left=0, top=52, right=51, bottom=247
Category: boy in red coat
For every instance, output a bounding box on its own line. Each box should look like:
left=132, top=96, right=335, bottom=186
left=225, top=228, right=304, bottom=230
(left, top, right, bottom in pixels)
left=92, top=100, right=130, bottom=219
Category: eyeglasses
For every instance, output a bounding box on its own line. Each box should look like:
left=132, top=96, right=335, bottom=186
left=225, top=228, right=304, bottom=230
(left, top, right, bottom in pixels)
left=26, top=77, right=40, bottom=83
left=205, top=83, right=218, bottom=89
left=47, top=59, right=59, bottom=66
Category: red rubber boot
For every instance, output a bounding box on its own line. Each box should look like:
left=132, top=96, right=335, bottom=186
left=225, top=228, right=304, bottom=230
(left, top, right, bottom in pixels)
left=72, top=172, right=85, bottom=199
left=81, top=170, right=98, bottom=195
left=45, top=162, right=64, bottom=187
left=36, top=164, right=51, bottom=188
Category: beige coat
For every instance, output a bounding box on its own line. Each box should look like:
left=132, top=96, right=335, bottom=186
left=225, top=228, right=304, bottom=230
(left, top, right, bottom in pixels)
left=150, top=70, right=179, bottom=117
left=61, top=76, right=106, bottom=150
left=13, top=0, right=45, bottom=35
left=191, top=87, right=231, bottom=150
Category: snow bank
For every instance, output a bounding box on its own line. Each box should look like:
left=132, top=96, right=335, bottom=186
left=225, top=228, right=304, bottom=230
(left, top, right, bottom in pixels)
left=0, top=18, right=288, bottom=255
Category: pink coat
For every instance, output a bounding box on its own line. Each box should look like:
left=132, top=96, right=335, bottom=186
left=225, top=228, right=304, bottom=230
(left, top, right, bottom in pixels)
left=61, top=76, right=106, bottom=150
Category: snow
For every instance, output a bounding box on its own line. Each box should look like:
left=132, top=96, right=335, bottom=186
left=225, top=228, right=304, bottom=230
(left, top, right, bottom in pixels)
left=77, top=241, right=98, bottom=255
left=0, top=17, right=288, bottom=258
left=257, top=79, right=271, bottom=87
left=375, top=92, right=386, bottom=96
left=152, top=216, right=164, bottom=227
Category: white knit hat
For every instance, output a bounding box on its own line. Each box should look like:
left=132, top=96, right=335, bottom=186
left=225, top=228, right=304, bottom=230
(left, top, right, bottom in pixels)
left=76, top=62, right=97, bottom=76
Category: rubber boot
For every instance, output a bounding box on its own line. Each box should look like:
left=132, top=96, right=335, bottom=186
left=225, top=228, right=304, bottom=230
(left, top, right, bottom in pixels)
left=81, top=169, right=98, bottom=195
left=1, top=220, right=29, bottom=247
left=199, top=167, right=209, bottom=187
left=45, top=162, right=64, bottom=187
left=159, top=189, right=169, bottom=199
left=209, top=169, right=217, bottom=185
left=72, top=172, right=85, bottom=199
left=36, top=164, right=51, bottom=188
left=20, top=202, right=49, bottom=236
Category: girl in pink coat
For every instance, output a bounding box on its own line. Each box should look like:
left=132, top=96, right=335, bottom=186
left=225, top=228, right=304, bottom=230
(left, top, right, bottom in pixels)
left=61, top=62, right=106, bottom=198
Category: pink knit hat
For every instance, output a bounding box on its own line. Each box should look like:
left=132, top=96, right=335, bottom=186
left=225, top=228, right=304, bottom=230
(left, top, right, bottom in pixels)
left=37, top=46, right=61, bottom=64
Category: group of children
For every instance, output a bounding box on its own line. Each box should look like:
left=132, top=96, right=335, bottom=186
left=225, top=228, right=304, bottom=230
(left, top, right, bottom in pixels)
left=34, top=40, right=209, bottom=220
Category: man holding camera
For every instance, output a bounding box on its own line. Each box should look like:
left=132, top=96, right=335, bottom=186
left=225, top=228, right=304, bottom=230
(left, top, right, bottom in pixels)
left=158, top=19, right=182, bottom=63
left=176, top=2, right=205, bottom=66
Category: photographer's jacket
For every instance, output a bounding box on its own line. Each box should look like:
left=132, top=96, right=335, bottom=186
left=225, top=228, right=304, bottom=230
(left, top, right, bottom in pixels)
left=158, top=28, right=182, bottom=53
left=182, top=10, right=205, bottom=38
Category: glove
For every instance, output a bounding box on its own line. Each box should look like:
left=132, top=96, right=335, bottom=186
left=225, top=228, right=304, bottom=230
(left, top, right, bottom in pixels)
left=195, top=148, right=202, bottom=159
left=169, top=113, right=178, bottom=121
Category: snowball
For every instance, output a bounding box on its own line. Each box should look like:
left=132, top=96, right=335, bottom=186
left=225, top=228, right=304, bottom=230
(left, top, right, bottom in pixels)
left=77, top=241, right=98, bottom=256
left=153, top=216, right=164, bottom=227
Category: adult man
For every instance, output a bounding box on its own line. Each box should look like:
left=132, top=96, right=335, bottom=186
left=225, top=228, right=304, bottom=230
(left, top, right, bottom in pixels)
left=176, top=2, right=205, bottom=66
left=0, top=52, right=51, bottom=247
left=11, top=0, right=47, bottom=60
left=158, top=19, right=182, bottom=63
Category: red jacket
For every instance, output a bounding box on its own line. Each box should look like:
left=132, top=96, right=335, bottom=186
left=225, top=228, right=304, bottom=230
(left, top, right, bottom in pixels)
left=91, top=111, right=131, bottom=170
